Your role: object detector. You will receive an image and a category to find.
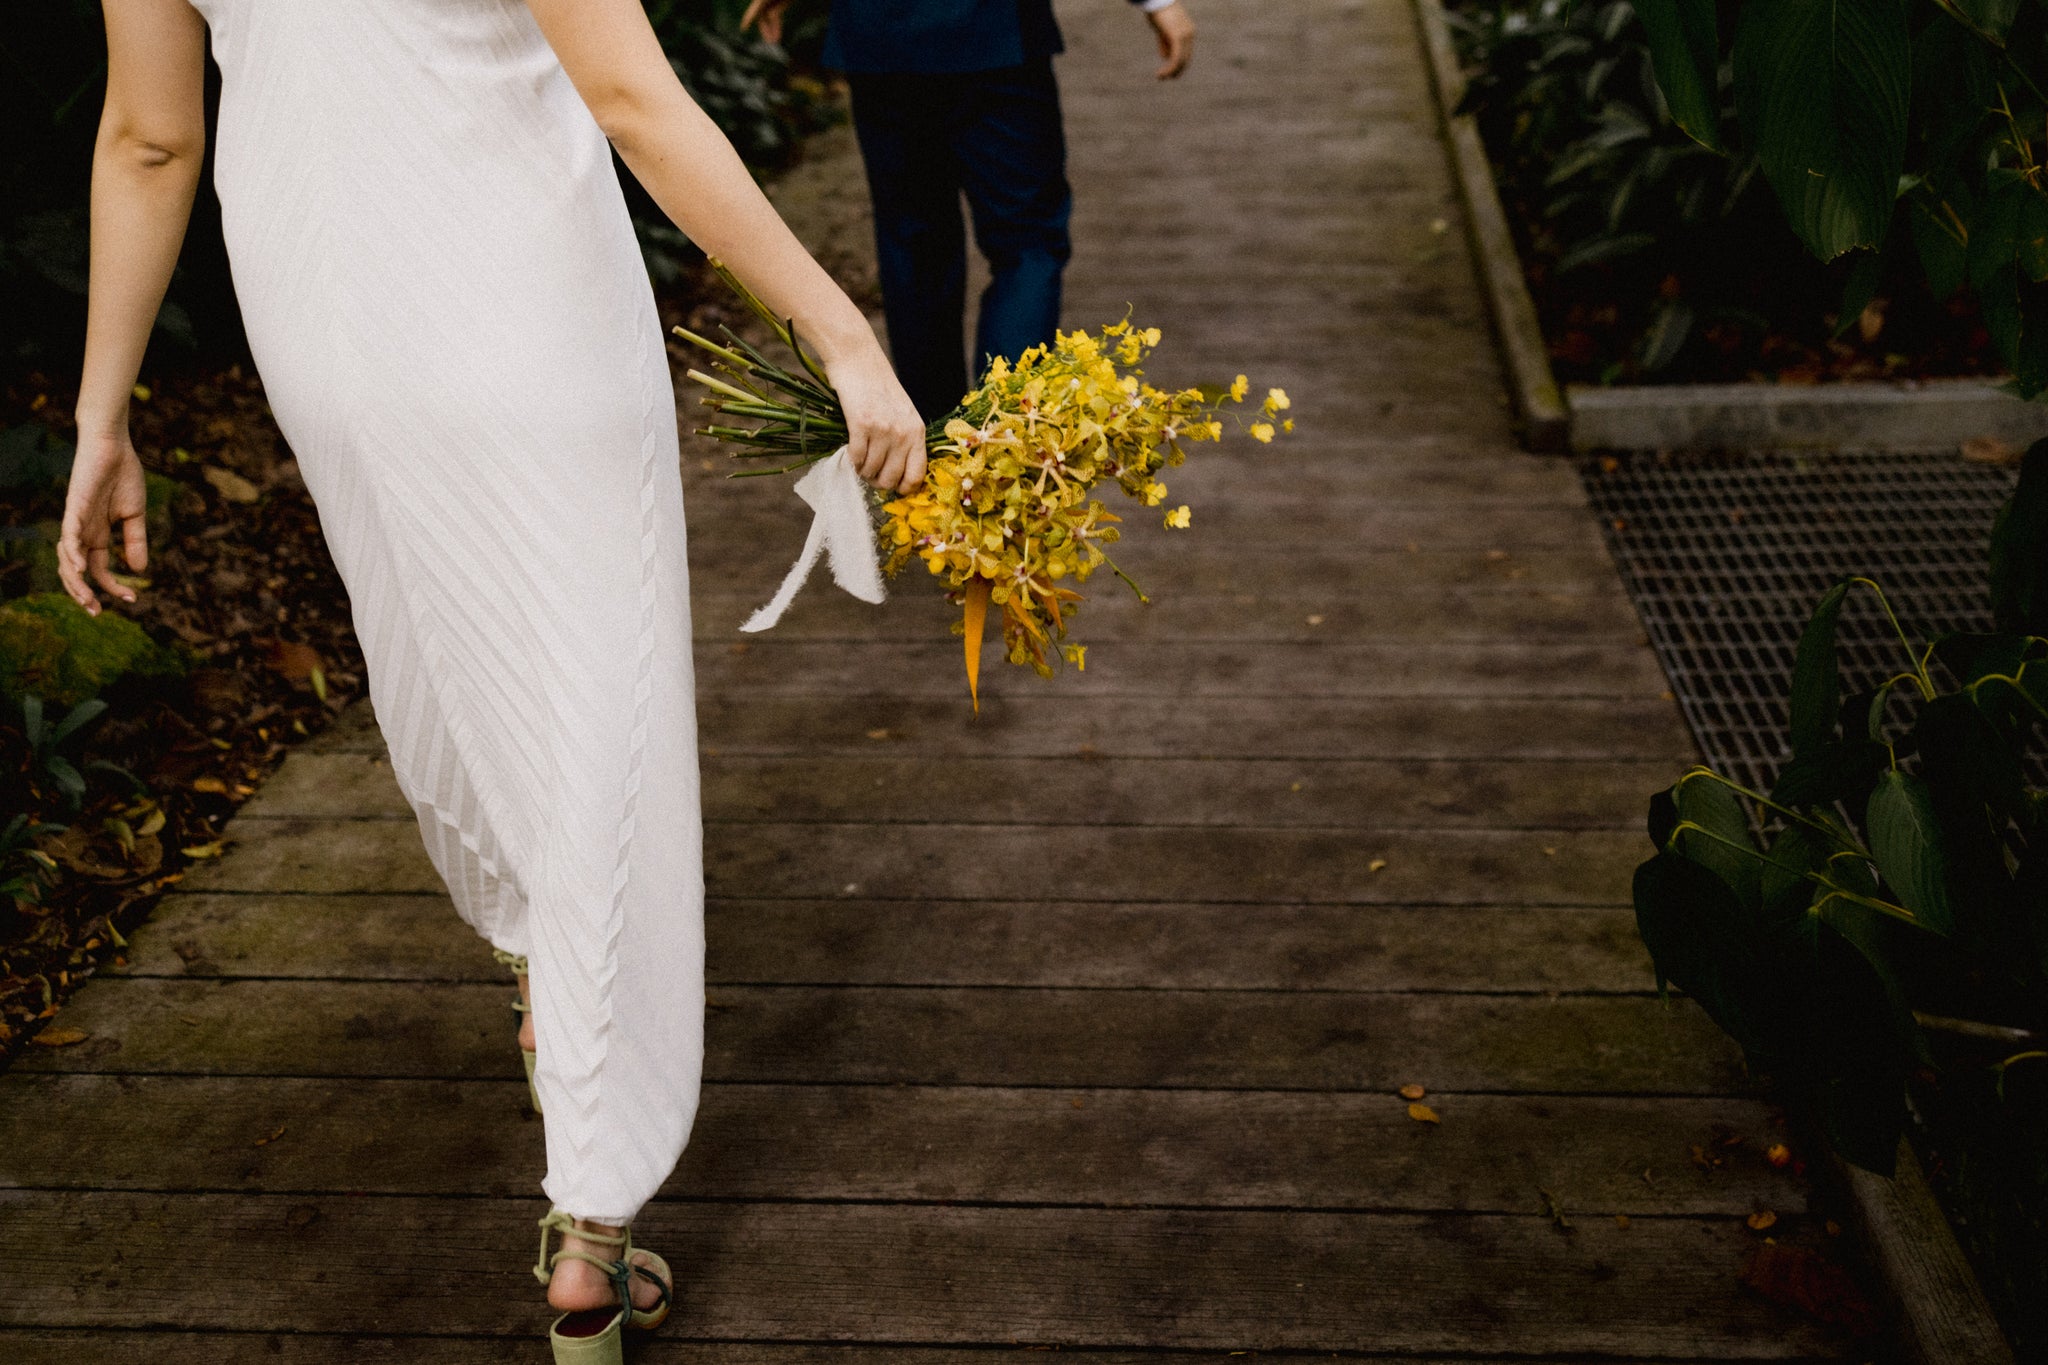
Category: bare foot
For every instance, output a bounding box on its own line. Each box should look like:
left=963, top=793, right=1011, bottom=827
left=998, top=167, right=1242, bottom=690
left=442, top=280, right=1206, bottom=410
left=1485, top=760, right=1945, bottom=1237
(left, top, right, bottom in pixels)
left=544, top=1219, right=670, bottom=1314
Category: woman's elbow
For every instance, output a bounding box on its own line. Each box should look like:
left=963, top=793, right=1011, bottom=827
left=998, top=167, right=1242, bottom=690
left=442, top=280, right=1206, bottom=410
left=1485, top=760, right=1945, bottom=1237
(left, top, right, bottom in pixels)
left=100, top=114, right=205, bottom=172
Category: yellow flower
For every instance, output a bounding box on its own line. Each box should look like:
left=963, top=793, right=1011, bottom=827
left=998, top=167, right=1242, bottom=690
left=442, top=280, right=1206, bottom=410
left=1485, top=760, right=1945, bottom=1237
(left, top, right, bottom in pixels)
left=1264, top=387, right=1291, bottom=412
left=1164, top=504, right=1192, bottom=529
left=1250, top=422, right=1275, bottom=443
left=1229, top=374, right=1249, bottom=402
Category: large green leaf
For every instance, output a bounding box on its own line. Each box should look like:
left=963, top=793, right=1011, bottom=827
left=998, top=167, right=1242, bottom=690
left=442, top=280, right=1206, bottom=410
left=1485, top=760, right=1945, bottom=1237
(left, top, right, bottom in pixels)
left=1760, top=821, right=1832, bottom=929
left=1632, top=0, right=1723, bottom=151
left=1865, top=769, right=1956, bottom=935
left=1674, top=770, right=1761, bottom=906
left=1789, top=581, right=1851, bottom=755
left=1631, top=851, right=1801, bottom=1059
left=1731, top=0, right=1911, bottom=260
left=1990, top=439, right=2048, bottom=635
left=1951, top=0, right=2023, bottom=42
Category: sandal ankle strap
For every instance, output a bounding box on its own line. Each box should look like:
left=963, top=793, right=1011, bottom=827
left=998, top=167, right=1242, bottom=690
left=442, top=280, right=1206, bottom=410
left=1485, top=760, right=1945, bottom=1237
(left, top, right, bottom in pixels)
left=531, top=1208, right=673, bottom=1320
left=492, top=948, right=529, bottom=974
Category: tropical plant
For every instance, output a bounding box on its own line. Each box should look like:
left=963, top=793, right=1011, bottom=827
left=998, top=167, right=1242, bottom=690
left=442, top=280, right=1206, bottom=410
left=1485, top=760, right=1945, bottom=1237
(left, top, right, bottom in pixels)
left=1628, top=0, right=2048, bottom=395
left=1449, top=0, right=1846, bottom=380
left=1632, top=440, right=2048, bottom=1176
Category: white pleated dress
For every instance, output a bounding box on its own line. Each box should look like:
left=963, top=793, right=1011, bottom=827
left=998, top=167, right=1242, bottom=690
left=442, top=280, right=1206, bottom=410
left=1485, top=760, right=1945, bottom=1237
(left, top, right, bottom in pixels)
left=190, top=0, right=705, bottom=1224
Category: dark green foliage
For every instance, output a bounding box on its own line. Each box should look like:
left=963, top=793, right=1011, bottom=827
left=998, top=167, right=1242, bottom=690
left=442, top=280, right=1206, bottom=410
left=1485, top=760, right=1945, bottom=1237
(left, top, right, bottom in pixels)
left=1452, top=0, right=2047, bottom=388
left=1448, top=0, right=1819, bottom=380
left=1638, top=532, right=2039, bottom=1178
left=1624, top=0, right=2048, bottom=395
left=1634, top=481, right=2048, bottom=1176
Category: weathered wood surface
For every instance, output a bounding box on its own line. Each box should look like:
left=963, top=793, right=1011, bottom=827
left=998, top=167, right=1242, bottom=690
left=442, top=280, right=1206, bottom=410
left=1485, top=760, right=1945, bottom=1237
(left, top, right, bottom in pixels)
left=0, top=0, right=1862, bottom=1358
left=0, top=1075, right=1801, bottom=1214
left=177, top=815, right=1649, bottom=903
left=316, top=691, right=1699, bottom=761
left=0, top=1344, right=1732, bottom=1365
left=14, top=978, right=1745, bottom=1092
left=244, top=749, right=1669, bottom=827
left=115, top=893, right=1657, bottom=991
left=0, top=1191, right=1843, bottom=1356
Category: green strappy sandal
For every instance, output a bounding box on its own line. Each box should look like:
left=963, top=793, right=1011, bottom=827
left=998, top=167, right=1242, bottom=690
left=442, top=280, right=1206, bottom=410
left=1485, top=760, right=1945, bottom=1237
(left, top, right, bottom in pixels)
left=492, top=948, right=540, bottom=1115
left=533, top=1207, right=674, bottom=1363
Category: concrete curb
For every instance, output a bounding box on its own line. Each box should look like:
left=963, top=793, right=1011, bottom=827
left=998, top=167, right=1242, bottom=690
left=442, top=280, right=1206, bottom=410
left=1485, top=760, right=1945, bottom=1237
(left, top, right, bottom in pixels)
left=1570, top=381, right=2048, bottom=455
left=1409, top=0, right=1568, bottom=452
left=1406, top=0, right=2048, bottom=456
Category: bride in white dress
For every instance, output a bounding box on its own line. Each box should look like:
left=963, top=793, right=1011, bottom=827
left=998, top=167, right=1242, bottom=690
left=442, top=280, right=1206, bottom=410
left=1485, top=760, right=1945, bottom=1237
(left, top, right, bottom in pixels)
left=57, top=0, right=926, bottom=1356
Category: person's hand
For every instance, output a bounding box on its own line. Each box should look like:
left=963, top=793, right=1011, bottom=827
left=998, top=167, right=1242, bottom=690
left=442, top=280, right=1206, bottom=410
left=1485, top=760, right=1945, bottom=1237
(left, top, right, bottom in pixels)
left=1147, top=1, right=1195, bottom=79
left=829, top=347, right=927, bottom=494
left=57, top=426, right=149, bottom=617
left=739, top=0, right=789, bottom=45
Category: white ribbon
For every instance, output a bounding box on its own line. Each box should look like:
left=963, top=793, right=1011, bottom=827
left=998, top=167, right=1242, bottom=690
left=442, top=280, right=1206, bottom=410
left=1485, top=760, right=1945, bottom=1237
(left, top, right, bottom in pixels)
left=739, top=445, right=888, bottom=632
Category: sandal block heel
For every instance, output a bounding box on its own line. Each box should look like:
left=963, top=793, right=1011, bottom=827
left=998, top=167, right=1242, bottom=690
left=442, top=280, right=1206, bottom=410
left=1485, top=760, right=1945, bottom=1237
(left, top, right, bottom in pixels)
left=534, top=1207, right=674, bottom=1363
left=547, top=1306, right=627, bottom=1364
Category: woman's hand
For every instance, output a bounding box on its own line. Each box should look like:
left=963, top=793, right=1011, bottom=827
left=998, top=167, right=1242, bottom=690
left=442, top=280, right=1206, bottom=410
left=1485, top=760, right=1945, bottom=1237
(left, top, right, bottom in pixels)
left=57, top=427, right=150, bottom=616
left=829, top=346, right=927, bottom=494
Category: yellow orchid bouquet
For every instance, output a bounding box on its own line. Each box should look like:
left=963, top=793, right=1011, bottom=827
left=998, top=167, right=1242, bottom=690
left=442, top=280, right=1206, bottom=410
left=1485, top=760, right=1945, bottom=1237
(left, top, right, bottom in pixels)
left=674, top=258, right=1292, bottom=708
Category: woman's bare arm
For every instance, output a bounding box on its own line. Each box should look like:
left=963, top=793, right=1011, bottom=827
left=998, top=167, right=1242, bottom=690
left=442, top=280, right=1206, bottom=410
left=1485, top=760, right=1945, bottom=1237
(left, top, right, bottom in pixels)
left=523, top=0, right=927, bottom=492
left=60, top=0, right=209, bottom=615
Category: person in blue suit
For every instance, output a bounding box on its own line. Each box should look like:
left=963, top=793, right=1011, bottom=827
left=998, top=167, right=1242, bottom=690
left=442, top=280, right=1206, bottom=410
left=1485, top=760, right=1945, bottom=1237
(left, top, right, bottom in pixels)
left=743, top=0, right=1197, bottom=420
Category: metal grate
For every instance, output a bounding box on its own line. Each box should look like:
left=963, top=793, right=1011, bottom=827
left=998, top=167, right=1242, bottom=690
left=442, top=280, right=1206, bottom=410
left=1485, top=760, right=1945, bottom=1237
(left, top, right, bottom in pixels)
left=1579, top=449, right=2023, bottom=795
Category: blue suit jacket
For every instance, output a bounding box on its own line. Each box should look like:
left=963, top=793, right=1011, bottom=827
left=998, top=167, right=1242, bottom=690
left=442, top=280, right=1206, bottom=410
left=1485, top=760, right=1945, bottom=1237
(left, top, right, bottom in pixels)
left=823, top=0, right=1139, bottom=74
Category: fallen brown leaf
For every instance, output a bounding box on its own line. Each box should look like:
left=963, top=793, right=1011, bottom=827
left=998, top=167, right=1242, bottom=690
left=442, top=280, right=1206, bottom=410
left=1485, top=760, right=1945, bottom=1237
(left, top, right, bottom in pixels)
left=1740, top=1242, right=1880, bottom=1336
left=191, top=776, right=229, bottom=795
left=1407, top=1102, right=1440, bottom=1124
left=201, top=465, right=262, bottom=504
left=1398, top=1083, right=1426, bottom=1101
left=30, top=1027, right=88, bottom=1047
left=1747, top=1210, right=1778, bottom=1232
left=263, top=639, right=323, bottom=681
left=1961, top=435, right=2019, bottom=466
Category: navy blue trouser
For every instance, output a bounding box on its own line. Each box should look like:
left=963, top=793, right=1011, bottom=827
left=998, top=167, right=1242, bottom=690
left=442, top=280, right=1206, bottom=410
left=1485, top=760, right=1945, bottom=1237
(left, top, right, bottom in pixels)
left=847, top=58, right=1074, bottom=421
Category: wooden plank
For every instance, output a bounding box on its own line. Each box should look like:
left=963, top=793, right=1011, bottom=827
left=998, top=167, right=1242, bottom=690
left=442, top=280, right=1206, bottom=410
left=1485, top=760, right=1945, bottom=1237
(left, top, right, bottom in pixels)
left=696, top=695, right=1695, bottom=761
left=1836, top=1141, right=2019, bottom=1365
left=243, top=751, right=1669, bottom=829
left=175, top=818, right=1652, bottom=905
left=0, top=1191, right=1848, bottom=1355
left=0, top=1338, right=1693, bottom=1365
left=681, top=445, right=1591, bottom=504
left=693, top=546, right=1630, bottom=595
left=679, top=589, right=1647, bottom=643
left=693, top=640, right=1670, bottom=700
left=116, top=895, right=1660, bottom=993
left=322, top=694, right=1696, bottom=764
left=0, top=1074, right=1805, bottom=1216
left=13, top=979, right=1745, bottom=1093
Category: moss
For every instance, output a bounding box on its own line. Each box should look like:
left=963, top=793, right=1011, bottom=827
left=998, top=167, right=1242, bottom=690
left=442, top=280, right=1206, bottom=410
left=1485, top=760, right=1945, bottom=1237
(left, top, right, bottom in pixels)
left=0, top=591, right=187, bottom=709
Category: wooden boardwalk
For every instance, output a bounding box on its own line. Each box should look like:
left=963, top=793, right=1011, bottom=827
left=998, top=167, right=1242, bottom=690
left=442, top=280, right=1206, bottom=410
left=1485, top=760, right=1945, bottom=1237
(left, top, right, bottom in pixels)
left=0, top=1, right=1859, bottom=1358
